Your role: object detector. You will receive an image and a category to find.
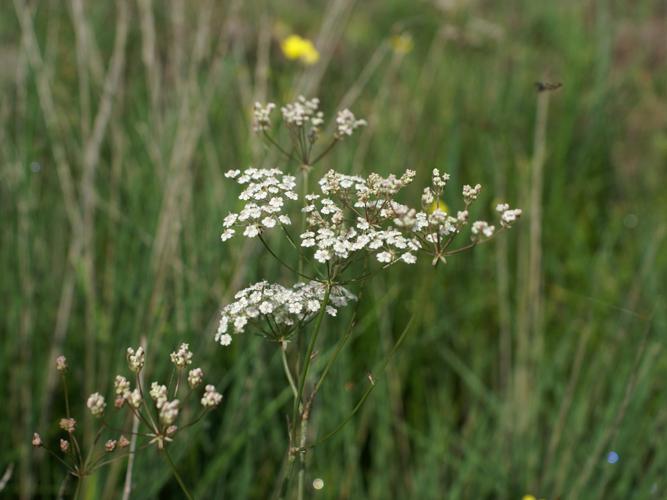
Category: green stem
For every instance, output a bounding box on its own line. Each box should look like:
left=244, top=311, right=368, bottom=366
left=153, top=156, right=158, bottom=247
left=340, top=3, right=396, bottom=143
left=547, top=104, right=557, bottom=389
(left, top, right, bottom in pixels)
left=281, top=342, right=298, bottom=399
left=292, top=285, right=330, bottom=427
left=162, top=448, right=194, bottom=500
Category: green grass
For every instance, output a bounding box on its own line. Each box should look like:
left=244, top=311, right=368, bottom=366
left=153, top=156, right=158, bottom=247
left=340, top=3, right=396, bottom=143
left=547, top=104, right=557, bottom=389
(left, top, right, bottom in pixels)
left=1, top=0, right=666, bottom=498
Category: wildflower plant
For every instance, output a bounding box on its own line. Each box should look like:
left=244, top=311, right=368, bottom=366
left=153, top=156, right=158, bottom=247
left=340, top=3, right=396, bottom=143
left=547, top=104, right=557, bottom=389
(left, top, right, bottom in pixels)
left=218, top=96, right=521, bottom=498
left=33, top=345, right=222, bottom=499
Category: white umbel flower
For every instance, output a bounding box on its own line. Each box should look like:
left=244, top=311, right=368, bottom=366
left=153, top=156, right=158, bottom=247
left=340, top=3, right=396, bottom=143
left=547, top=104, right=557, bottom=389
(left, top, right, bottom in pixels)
left=221, top=167, right=297, bottom=242
left=215, top=281, right=356, bottom=345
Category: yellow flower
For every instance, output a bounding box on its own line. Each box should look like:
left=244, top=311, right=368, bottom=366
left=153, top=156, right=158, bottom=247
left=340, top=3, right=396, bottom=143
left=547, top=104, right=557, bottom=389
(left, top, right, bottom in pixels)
left=281, top=35, right=320, bottom=65
left=522, top=496, right=537, bottom=500
left=391, top=33, right=413, bottom=55
left=430, top=199, right=449, bottom=214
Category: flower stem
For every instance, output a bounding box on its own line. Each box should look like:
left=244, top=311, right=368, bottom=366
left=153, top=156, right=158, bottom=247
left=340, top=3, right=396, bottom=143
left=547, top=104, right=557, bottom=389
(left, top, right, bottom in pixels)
left=162, top=448, right=194, bottom=500
left=281, top=342, right=298, bottom=400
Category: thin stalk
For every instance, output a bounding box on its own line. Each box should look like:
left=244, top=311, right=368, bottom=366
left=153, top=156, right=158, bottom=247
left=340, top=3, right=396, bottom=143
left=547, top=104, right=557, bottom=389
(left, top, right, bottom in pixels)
left=162, top=448, right=194, bottom=500
left=306, top=313, right=415, bottom=450
left=281, top=342, right=298, bottom=400
left=292, top=285, right=331, bottom=427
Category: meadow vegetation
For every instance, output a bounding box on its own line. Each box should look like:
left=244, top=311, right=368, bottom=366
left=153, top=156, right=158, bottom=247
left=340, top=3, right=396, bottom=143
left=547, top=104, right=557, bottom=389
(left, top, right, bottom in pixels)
left=1, top=0, right=666, bottom=498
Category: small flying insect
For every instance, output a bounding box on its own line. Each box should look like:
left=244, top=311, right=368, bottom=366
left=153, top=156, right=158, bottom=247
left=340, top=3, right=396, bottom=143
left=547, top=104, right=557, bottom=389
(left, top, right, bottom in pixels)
left=535, top=81, right=563, bottom=93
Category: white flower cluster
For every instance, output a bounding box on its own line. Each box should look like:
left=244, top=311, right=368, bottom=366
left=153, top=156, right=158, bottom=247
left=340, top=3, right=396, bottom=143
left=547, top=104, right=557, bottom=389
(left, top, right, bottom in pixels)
left=201, top=385, right=223, bottom=408
left=86, top=393, right=106, bottom=417
left=252, top=102, right=275, bottom=132
left=335, top=109, right=367, bottom=137
left=221, top=168, right=297, bottom=241
left=170, top=343, right=193, bottom=368
left=215, top=281, right=356, bottom=346
left=496, top=203, right=522, bottom=227
left=281, top=96, right=323, bottom=128
left=300, top=170, right=421, bottom=265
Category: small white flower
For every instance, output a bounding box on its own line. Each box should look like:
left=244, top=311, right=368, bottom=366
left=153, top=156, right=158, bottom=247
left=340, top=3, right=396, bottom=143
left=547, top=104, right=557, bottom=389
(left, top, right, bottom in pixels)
left=217, top=333, right=232, bottom=346
left=376, top=251, right=392, bottom=263
left=244, top=225, right=260, bottom=238
left=401, top=252, right=417, bottom=264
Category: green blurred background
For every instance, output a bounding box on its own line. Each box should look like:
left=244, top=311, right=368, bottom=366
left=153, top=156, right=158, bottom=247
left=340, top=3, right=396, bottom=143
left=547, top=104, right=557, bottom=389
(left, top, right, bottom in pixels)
left=1, top=0, right=666, bottom=498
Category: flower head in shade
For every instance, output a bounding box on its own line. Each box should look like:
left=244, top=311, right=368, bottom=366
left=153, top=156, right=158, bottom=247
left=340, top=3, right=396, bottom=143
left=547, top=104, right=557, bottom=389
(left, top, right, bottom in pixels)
left=59, top=418, right=76, bottom=433
left=55, top=355, right=67, bottom=372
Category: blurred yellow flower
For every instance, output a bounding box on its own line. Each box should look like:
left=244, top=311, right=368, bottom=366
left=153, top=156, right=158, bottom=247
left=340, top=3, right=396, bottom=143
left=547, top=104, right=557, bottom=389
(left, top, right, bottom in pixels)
left=391, top=33, right=414, bottom=55
left=281, top=35, right=320, bottom=65
left=522, top=495, right=545, bottom=500
left=430, top=198, right=449, bottom=213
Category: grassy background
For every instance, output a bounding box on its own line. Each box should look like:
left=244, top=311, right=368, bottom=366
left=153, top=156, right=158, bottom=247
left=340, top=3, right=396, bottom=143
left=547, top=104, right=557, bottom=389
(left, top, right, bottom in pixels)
left=2, top=0, right=666, bottom=498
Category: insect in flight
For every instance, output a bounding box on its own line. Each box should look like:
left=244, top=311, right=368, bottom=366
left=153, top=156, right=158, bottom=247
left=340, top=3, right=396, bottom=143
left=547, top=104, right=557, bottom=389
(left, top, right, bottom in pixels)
left=535, top=81, right=563, bottom=92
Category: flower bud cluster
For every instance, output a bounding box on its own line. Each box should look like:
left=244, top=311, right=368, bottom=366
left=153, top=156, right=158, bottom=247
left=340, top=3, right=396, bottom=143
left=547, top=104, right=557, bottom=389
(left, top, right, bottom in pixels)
left=335, top=109, right=367, bottom=138
left=170, top=343, right=193, bottom=368
left=252, top=102, right=275, bottom=132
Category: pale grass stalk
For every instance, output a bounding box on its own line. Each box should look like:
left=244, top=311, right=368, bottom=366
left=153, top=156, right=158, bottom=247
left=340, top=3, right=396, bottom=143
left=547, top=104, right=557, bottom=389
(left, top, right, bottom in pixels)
left=352, top=43, right=401, bottom=173
left=296, top=0, right=356, bottom=97
left=69, top=0, right=92, bottom=137
left=137, top=0, right=161, bottom=123
left=17, top=169, right=34, bottom=499
left=76, top=0, right=129, bottom=447
left=554, top=227, right=665, bottom=497
left=0, top=464, right=13, bottom=493
left=513, top=88, right=550, bottom=437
